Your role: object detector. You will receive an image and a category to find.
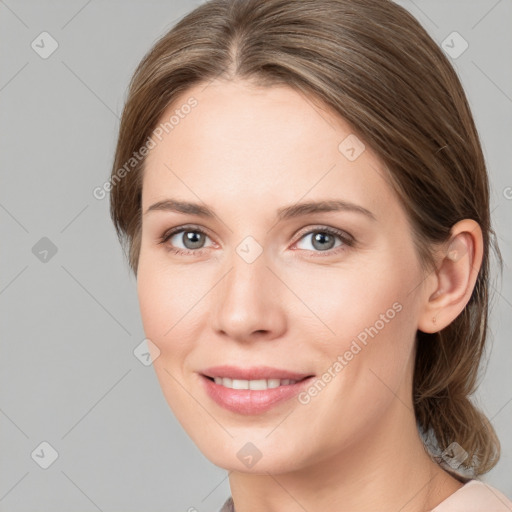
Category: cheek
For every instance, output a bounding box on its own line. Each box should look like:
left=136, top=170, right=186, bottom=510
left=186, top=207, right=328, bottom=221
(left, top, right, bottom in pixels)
left=137, top=268, right=170, bottom=343
left=286, top=248, right=421, bottom=403
left=288, top=265, right=419, bottom=455
left=136, top=256, right=198, bottom=357
left=282, top=252, right=417, bottom=347
left=136, top=259, right=208, bottom=431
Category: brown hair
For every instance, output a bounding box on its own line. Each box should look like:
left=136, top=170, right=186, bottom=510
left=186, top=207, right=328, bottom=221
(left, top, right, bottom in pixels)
left=109, top=0, right=502, bottom=475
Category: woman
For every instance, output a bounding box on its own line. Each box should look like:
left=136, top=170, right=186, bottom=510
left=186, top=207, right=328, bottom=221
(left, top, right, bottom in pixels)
left=109, top=0, right=512, bottom=510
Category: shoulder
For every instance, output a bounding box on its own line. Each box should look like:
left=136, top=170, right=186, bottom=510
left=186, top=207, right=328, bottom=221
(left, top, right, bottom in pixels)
left=217, top=483, right=512, bottom=512
left=432, top=479, right=512, bottom=512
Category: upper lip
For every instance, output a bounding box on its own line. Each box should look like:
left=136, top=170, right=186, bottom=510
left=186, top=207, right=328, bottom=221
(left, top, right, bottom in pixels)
left=201, top=365, right=313, bottom=381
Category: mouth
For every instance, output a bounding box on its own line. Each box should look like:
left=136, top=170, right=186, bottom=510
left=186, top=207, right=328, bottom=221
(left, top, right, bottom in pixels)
left=199, top=366, right=315, bottom=414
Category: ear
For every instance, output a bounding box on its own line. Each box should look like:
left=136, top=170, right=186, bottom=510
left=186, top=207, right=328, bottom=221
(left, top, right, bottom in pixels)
left=417, top=219, right=483, bottom=334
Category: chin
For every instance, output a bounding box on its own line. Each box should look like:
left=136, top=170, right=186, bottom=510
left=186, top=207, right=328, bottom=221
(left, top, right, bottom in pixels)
left=207, top=450, right=302, bottom=474
left=187, top=429, right=315, bottom=474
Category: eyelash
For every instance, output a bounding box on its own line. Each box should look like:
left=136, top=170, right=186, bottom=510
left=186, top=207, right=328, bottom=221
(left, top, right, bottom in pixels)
left=158, top=224, right=354, bottom=257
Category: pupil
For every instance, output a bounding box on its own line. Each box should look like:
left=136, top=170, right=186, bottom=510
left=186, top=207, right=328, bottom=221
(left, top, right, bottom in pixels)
left=184, top=231, right=204, bottom=249
left=313, top=232, right=335, bottom=251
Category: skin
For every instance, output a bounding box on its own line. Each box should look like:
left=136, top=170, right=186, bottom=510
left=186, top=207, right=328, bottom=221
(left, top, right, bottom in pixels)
left=137, top=78, right=482, bottom=512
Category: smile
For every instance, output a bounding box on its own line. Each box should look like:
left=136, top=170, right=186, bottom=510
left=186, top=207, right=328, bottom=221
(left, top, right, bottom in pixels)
left=199, top=366, right=314, bottom=414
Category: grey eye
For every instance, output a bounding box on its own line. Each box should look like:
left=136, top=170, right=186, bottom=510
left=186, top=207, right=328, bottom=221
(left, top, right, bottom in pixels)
left=169, top=230, right=211, bottom=250
left=296, top=231, right=344, bottom=252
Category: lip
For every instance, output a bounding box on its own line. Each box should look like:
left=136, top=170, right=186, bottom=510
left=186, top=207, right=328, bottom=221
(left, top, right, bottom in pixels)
left=201, top=365, right=312, bottom=381
left=199, top=366, right=315, bottom=415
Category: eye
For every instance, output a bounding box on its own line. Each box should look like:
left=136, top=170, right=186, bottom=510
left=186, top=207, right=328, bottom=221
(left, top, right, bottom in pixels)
left=293, top=226, right=353, bottom=255
left=159, top=224, right=354, bottom=257
left=159, top=225, right=214, bottom=256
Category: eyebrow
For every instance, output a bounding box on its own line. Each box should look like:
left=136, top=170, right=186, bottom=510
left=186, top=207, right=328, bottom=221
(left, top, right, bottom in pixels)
left=144, top=198, right=376, bottom=222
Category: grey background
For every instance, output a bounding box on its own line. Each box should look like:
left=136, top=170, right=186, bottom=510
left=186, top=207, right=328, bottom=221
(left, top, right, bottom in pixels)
left=0, top=1, right=511, bottom=511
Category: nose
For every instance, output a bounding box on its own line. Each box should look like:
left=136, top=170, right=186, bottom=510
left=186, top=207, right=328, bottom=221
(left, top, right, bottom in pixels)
left=211, top=249, right=287, bottom=343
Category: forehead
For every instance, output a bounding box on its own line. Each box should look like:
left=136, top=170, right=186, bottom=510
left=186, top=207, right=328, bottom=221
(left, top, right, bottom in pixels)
left=142, top=79, right=394, bottom=220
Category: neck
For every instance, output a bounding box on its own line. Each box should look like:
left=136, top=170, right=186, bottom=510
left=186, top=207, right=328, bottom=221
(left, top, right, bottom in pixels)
left=228, top=397, right=464, bottom=512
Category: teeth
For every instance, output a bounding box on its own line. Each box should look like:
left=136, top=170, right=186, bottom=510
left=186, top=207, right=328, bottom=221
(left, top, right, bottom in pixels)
left=212, top=377, right=298, bottom=389
left=232, top=379, right=249, bottom=389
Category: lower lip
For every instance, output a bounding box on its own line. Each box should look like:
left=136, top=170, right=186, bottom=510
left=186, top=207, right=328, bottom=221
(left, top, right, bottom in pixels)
left=200, top=374, right=314, bottom=415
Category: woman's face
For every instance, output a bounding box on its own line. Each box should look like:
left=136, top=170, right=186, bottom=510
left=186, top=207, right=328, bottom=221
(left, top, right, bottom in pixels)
left=137, top=79, right=428, bottom=472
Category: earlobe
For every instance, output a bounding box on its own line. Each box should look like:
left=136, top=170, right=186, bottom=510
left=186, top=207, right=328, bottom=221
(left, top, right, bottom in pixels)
left=417, top=220, right=483, bottom=334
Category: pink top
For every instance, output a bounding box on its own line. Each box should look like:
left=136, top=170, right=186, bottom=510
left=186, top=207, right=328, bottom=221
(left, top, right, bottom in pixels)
left=432, top=479, right=512, bottom=511
left=219, top=479, right=512, bottom=511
